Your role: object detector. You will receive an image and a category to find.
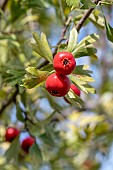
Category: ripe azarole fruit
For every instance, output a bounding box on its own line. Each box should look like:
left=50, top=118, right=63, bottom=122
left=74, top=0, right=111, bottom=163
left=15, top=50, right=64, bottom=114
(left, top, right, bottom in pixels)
left=5, top=127, right=20, bottom=142
left=53, top=52, right=76, bottom=75
left=70, top=84, right=81, bottom=96
left=45, top=72, right=70, bottom=97
left=21, top=137, right=35, bottom=153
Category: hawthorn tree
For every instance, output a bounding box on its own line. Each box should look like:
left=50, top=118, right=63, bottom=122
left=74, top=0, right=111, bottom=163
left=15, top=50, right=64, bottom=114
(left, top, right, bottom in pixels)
left=0, top=0, right=113, bottom=170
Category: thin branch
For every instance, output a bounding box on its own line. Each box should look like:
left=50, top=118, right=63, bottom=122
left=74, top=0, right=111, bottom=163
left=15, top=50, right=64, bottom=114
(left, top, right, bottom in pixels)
left=75, top=0, right=101, bottom=32
left=53, top=16, right=72, bottom=56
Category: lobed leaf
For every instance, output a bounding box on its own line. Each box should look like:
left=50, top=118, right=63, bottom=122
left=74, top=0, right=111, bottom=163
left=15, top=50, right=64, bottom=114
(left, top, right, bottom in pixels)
left=32, top=32, right=53, bottom=63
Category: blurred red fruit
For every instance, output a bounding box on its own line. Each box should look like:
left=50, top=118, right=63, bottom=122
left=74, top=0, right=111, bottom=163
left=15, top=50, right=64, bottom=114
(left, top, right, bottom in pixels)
left=21, top=137, right=35, bottom=153
left=5, top=127, right=20, bottom=142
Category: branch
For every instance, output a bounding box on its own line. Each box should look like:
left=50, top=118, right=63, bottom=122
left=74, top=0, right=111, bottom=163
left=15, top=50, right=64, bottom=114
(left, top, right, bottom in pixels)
left=75, top=0, right=101, bottom=32
left=0, top=86, right=19, bottom=114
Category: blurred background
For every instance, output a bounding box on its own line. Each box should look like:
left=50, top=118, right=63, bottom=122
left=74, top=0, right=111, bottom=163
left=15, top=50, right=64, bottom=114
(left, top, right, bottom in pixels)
left=0, top=0, right=113, bottom=170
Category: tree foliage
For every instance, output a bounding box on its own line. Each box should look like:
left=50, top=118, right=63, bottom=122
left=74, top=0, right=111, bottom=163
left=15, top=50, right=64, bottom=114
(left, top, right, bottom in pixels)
left=0, top=0, right=113, bottom=169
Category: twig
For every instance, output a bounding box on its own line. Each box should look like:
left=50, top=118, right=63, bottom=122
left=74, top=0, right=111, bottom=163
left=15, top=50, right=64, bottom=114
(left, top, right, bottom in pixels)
left=75, top=0, right=101, bottom=32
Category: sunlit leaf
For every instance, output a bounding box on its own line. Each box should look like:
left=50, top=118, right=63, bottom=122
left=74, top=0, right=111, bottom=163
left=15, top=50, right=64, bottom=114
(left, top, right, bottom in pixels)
left=89, top=13, right=104, bottom=29
left=70, top=74, right=96, bottom=94
left=32, top=32, right=53, bottom=63
left=72, top=34, right=99, bottom=58
left=67, top=28, right=78, bottom=52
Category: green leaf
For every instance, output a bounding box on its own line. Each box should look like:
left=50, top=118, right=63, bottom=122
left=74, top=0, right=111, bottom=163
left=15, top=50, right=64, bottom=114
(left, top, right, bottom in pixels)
left=22, top=67, right=49, bottom=89
left=45, top=125, right=56, bottom=145
left=104, top=17, right=113, bottom=42
left=76, top=34, right=99, bottom=49
left=80, top=0, right=96, bottom=9
left=67, top=28, right=78, bottom=52
left=73, top=46, right=98, bottom=59
left=57, top=44, right=67, bottom=53
left=5, top=136, right=20, bottom=163
left=75, top=75, right=95, bottom=83
left=29, top=143, right=43, bottom=168
left=0, top=67, right=25, bottom=86
left=66, top=89, right=85, bottom=108
left=4, top=75, right=23, bottom=86
left=22, top=75, right=39, bottom=89
left=25, top=67, right=48, bottom=77
left=65, top=0, right=79, bottom=7
left=89, top=13, right=104, bottom=29
left=40, top=63, right=54, bottom=72
left=73, top=65, right=93, bottom=76
left=70, top=74, right=96, bottom=94
left=83, top=84, right=96, bottom=94
left=72, top=34, right=99, bottom=58
left=16, top=102, right=25, bottom=122
left=101, top=0, right=113, bottom=5
left=32, top=32, right=53, bottom=63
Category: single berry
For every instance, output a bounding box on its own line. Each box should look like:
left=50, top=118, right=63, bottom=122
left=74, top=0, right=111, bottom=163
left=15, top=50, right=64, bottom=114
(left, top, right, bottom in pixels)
left=45, top=72, right=70, bottom=97
left=5, top=127, right=20, bottom=142
left=53, top=52, right=76, bottom=75
left=70, top=84, right=81, bottom=96
left=21, top=137, right=35, bottom=153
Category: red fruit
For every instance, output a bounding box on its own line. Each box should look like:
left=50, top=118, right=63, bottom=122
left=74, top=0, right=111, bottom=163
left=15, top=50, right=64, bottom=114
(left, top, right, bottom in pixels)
left=5, top=127, right=20, bottom=142
left=45, top=72, right=70, bottom=97
left=70, top=84, right=81, bottom=96
left=53, top=52, right=76, bottom=75
left=21, top=137, right=35, bottom=153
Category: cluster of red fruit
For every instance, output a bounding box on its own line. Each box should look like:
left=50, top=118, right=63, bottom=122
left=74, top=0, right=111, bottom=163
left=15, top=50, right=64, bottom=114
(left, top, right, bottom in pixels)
left=45, top=52, right=80, bottom=97
left=5, top=127, right=35, bottom=153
